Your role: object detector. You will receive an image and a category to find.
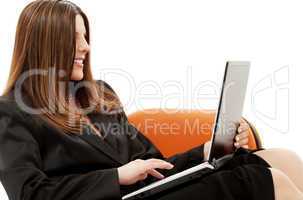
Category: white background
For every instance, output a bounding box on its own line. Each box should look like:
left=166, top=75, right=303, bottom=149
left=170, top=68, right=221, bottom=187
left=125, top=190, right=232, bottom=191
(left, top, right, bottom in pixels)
left=1, top=0, right=303, bottom=198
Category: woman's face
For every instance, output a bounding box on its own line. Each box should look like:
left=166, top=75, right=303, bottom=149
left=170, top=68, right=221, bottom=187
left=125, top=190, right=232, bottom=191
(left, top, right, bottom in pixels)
left=70, top=15, right=90, bottom=81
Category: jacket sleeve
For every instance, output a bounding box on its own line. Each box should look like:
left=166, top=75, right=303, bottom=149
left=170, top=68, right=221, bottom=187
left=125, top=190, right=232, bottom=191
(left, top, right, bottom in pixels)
left=132, top=124, right=205, bottom=178
left=0, top=114, right=121, bottom=200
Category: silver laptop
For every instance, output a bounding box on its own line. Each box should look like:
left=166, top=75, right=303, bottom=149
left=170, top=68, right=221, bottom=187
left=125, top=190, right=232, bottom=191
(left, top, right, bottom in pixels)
left=122, top=61, right=251, bottom=200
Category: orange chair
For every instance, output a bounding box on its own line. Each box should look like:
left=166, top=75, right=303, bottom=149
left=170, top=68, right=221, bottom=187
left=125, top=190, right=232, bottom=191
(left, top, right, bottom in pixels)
left=128, top=109, right=262, bottom=158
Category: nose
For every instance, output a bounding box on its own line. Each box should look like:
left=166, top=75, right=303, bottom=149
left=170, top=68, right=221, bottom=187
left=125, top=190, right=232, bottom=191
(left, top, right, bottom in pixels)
left=78, top=37, right=90, bottom=53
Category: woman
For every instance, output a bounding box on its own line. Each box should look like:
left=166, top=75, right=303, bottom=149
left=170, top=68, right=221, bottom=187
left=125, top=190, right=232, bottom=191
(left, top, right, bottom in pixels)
left=0, top=1, right=302, bottom=200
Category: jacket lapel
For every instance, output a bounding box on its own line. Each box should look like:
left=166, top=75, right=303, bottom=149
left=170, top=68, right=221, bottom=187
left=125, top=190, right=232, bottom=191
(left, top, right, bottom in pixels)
left=77, top=112, right=132, bottom=164
left=77, top=128, right=124, bottom=165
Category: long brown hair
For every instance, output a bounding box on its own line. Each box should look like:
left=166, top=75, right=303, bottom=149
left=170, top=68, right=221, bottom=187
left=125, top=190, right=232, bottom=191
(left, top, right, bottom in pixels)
left=3, top=0, right=122, bottom=135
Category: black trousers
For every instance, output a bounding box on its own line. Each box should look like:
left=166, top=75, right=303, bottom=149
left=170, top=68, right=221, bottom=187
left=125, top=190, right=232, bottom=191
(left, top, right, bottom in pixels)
left=149, top=148, right=275, bottom=200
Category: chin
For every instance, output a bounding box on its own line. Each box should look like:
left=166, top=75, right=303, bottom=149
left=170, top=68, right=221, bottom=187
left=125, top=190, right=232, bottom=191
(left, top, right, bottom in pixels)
left=71, top=73, right=84, bottom=81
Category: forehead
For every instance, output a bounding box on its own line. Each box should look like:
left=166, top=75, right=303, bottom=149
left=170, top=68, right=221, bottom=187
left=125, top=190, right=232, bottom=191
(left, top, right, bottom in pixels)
left=75, top=15, right=86, bottom=33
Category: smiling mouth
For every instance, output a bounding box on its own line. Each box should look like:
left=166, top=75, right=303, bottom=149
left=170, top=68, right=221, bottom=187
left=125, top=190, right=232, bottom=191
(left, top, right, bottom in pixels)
left=74, top=58, right=84, bottom=67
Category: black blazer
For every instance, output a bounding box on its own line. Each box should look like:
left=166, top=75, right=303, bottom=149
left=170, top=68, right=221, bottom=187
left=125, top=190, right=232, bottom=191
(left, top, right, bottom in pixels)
left=0, top=80, right=204, bottom=200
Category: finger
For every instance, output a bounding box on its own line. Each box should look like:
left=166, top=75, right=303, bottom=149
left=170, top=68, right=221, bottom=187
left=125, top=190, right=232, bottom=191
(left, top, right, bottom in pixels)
left=239, top=119, right=249, bottom=125
left=237, top=123, right=250, bottom=133
left=234, top=138, right=249, bottom=148
left=149, top=162, right=174, bottom=170
left=240, top=119, right=247, bottom=124
left=138, top=173, right=148, bottom=181
left=147, top=158, right=173, bottom=165
left=242, top=145, right=249, bottom=149
left=146, top=158, right=165, bottom=163
left=147, top=169, right=165, bottom=179
left=238, top=138, right=249, bottom=146
left=145, top=159, right=174, bottom=170
left=234, top=142, right=240, bottom=148
left=235, top=131, right=249, bottom=141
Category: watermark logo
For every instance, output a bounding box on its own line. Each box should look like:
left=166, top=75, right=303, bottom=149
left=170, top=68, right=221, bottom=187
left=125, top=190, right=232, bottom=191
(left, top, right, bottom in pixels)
left=10, top=65, right=290, bottom=137
left=251, top=66, right=290, bottom=134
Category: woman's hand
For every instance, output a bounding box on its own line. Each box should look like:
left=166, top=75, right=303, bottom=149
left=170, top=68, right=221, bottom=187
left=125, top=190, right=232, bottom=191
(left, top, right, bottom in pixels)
left=234, top=120, right=250, bottom=149
left=203, top=120, right=251, bottom=158
left=117, top=159, right=174, bottom=185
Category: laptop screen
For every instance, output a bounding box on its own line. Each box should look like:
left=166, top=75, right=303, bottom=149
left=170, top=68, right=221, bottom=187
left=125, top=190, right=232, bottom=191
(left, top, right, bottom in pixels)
left=206, top=61, right=250, bottom=162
